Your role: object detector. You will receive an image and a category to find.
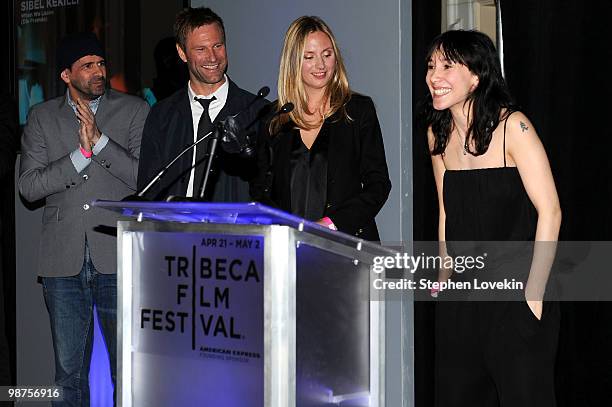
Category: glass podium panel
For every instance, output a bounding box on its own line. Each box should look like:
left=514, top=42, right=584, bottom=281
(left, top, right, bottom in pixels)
left=295, top=243, right=371, bottom=406
left=95, top=201, right=394, bottom=407
left=125, top=228, right=265, bottom=406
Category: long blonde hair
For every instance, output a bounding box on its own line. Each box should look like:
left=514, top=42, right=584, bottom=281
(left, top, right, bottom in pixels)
left=270, top=16, right=351, bottom=135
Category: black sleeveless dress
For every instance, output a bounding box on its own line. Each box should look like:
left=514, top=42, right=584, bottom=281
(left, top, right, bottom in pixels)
left=434, top=118, right=560, bottom=407
left=444, top=166, right=536, bottom=241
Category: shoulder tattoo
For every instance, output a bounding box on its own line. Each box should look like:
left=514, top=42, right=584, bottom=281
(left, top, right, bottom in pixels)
left=520, top=121, right=529, bottom=132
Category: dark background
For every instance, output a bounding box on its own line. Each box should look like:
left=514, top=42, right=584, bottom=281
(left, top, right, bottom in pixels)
left=413, top=0, right=612, bottom=405
left=0, top=0, right=17, bottom=389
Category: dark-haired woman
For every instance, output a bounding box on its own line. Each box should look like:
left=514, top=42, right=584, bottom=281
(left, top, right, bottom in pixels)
left=424, top=30, right=561, bottom=406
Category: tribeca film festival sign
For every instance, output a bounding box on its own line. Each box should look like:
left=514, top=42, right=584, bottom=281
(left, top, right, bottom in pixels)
left=133, top=232, right=264, bottom=366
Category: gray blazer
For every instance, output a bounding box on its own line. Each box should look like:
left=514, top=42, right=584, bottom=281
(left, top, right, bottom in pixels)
left=19, top=89, right=150, bottom=277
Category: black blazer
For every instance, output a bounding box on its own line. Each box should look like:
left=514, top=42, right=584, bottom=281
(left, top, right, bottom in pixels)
left=137, top=79, right=267, bottom=201
left=251, top=94, right=391, bottom=241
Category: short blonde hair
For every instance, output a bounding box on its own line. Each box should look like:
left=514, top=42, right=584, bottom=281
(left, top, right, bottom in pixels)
left=271, top=16, right=351, bottom=134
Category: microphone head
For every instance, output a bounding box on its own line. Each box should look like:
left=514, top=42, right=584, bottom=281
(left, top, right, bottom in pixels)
left=218, top=115, right=256, bottom=158
left=279, top=102, right=294, bottom=114
left=258, top=86, right=270, bottom=98
left=217, top=116, right=243, bottom=155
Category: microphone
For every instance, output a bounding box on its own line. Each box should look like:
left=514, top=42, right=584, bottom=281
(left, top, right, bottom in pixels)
left=219, top=101, right=294, bottom=158
left=255, top=86, right=271, bottom=100
left=277, top=102, right=294, bottom=115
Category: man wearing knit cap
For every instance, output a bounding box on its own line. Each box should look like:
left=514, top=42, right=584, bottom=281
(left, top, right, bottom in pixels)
left=19, top=32, right=149, bottom=406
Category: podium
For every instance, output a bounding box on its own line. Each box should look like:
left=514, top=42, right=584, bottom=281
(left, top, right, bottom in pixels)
left=95, top=201, right=398, bottom=407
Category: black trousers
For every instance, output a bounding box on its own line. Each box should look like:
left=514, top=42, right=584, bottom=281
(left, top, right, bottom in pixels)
left=435, top=301, right=560, bottom=407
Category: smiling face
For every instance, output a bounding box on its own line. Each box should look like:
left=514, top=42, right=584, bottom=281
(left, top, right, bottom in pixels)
left=300, top=30, right=336, bottom=94
left=177, top=22, right=227, bottom=95
left=61, top=55, right=106, bottom=100
left=426, top=49, right=479, bottom=113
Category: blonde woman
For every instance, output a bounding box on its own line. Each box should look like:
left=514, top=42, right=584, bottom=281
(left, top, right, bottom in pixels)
left=251, top=16, right=391, bottom=241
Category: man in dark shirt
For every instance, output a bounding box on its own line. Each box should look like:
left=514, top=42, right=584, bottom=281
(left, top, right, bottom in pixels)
left=137, top=7, right=267, bottom=201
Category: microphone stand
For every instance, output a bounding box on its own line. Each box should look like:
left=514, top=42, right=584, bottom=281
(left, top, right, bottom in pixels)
left=197, top=125, right=220, bottom=200
left=132, top=130, right=214, bottom=200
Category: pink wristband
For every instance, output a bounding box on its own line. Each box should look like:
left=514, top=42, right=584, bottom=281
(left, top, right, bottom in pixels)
left=320, top=217, right=337, bottom=230
left=430, top=287, right=440, bottom=298
left=80, top=146, right=93, bottom=159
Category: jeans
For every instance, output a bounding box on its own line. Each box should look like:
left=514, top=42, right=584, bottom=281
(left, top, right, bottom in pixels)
left=41, top=243, right=116, bottom=407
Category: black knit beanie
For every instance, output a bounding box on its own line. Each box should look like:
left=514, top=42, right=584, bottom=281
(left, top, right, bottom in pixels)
left=56, top=32, right=105, bottom=73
